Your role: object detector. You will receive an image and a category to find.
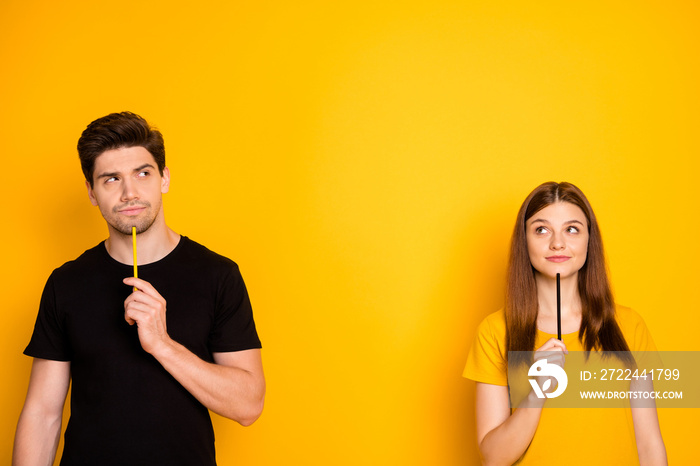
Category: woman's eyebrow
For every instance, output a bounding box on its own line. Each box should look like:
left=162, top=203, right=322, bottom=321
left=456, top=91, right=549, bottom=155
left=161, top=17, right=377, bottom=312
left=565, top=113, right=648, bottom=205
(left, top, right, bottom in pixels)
left=529, top=218, right=585, bottom=225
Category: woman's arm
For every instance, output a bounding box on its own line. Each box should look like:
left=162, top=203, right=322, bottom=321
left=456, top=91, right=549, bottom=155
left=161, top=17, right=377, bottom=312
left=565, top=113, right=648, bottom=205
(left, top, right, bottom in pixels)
left=630, top=376, right=667, bottom=465
left=476, top=383, right=543, bottom=466
left=475, top=337, right=566, bottom=465
left=631, top=406, right=667, bottom=465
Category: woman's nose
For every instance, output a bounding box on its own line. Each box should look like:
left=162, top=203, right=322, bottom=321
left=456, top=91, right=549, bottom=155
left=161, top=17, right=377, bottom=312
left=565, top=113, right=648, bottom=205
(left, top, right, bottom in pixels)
left=549, top=233, right=565, bottom=250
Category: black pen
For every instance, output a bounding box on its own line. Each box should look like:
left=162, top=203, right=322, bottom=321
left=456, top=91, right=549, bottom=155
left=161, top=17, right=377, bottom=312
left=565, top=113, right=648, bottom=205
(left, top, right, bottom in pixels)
left=556, top=273, right=562, bottom=341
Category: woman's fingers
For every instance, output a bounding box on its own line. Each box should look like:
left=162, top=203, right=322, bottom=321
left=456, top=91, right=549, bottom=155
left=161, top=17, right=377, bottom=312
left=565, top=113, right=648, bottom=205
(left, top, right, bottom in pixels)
left=535, top=337, right=568, bottom=354
left=534, top=338, right=567, bottom=369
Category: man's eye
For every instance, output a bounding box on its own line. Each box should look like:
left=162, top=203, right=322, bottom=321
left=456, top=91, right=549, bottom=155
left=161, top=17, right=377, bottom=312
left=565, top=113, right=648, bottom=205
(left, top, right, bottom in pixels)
left=137, top=171, right=149, bottom=178
left=106, top=177, right=118, bottom=183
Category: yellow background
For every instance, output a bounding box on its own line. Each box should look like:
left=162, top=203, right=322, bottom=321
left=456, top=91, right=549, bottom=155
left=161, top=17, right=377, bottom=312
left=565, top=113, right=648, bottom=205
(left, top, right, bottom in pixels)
left=1, top=1, right=698, bottom=464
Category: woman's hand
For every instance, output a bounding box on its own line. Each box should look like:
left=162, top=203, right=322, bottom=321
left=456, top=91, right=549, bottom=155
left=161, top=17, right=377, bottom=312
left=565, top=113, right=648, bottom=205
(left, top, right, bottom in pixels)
left=534, top=337, right=568, bottom=360
left=529, top=338, right=568, bottom=401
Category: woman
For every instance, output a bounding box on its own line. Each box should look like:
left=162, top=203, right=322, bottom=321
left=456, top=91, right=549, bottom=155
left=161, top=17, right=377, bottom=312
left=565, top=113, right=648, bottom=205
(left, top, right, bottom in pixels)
left=464, top=182, right=666, bottom=465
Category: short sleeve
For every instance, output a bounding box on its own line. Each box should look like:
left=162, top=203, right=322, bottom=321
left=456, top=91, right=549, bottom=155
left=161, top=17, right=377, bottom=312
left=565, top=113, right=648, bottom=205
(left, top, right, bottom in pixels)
left=614, top=306, right=662, bottom=378
left=209, top=263, right=261, bottom=353
left=24, top=272, right=72, bottom=361
left=616, top=306, right=658, bottom=352
left=463, top=311, right=508, bottom=386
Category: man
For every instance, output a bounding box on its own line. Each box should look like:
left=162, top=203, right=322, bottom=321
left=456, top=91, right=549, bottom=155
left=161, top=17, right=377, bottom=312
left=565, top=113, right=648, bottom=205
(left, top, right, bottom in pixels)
left=13, top=112, right=265, bottom=466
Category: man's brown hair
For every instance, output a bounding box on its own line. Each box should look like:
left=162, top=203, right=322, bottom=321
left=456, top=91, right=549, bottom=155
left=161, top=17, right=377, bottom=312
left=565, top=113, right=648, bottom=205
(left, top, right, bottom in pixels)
left=78, top=112, right=165, bottom=187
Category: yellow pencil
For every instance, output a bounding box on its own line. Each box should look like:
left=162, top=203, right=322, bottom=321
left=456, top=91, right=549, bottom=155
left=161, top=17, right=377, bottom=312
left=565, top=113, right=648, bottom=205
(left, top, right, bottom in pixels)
left=132, top=226, right=138, bottom=291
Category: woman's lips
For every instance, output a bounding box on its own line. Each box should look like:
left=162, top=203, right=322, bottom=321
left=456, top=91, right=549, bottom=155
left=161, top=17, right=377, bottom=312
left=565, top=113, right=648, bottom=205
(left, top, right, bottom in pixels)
left=546, top=256, right=571, bottom=263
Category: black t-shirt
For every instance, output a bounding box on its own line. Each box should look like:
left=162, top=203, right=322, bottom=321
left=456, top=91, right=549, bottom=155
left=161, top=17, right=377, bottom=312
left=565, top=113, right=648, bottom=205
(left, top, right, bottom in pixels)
left=25, top=236, right=261, bottom=466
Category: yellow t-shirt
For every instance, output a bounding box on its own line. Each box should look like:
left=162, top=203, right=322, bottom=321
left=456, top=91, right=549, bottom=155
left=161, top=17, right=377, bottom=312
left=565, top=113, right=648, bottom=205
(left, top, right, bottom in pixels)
left=463, top=305, right=657, bottom=465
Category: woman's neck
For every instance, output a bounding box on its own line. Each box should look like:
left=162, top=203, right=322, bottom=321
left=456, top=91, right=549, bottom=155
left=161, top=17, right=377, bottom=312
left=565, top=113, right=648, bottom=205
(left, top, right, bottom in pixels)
left=535, top=272, right=582, bottom=334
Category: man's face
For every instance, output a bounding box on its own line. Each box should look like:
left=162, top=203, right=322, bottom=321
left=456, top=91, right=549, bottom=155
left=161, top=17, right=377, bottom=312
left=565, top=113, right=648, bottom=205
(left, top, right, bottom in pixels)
left=86, top=146, right=170, bottom=236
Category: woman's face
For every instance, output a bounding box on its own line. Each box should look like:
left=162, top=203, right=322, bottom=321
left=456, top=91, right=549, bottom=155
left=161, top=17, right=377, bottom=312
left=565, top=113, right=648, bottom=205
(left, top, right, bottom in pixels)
left=526, top=201, right=589, bottom=280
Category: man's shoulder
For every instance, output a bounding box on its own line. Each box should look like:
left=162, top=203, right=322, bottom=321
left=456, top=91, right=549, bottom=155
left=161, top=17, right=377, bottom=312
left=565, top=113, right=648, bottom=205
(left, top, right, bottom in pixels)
left=177, top=236, right=241, bottom=272
left=51, top=242, right=107, bottom=277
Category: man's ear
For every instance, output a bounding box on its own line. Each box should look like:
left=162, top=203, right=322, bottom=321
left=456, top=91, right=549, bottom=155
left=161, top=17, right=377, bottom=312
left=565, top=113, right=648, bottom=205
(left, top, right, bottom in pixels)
left=86, top=180, right=98, bottom=206
left=161, top=167, right=171, bottom=194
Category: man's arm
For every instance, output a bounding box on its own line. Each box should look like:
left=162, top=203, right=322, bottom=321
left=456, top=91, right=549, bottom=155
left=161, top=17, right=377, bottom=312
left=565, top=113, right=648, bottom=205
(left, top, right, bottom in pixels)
left=13, top=358, right=71, bottom=466
left=157, top=346, right=264, bottom=425
left=123, top=277, right=265, bottom=425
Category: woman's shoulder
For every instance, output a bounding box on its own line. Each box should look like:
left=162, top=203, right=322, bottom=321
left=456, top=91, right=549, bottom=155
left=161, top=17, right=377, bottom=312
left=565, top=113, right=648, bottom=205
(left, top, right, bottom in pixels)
left=614, top=304, right=646, bottom=327
left=470, top=309, right=508, bottom=351
left=465, top=309, right=509, bottom=384
left=614, top=304, right=657, bottom=351
left=476, top=309, right=506, bottom=336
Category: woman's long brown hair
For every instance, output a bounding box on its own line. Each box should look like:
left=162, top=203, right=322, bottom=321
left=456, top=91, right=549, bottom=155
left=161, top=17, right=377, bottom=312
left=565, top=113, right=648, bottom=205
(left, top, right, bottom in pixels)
left=505, top=182, right=631, bottom=364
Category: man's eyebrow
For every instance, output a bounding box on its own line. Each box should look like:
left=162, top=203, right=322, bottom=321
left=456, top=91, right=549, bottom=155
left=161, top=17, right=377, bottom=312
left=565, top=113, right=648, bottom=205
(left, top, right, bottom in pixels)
left=96, top=171, right=120, bottom=180
left=133, top=163, right=156, bottom=172
left=95, top=164, right=156, bottom=179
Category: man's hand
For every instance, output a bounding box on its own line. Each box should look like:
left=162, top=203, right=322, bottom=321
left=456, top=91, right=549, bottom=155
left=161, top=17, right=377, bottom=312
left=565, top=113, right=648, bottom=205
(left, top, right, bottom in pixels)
left=122, top=276, right=265, bottom=425
left=123, top=277, right=171, bottom=355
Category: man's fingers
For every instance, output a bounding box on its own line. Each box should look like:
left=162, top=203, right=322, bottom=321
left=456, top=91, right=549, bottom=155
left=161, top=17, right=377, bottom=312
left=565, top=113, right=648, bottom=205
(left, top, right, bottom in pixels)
left=123, top=277, right=166, bottom=300
left=125, top=291, right=159, bottom=308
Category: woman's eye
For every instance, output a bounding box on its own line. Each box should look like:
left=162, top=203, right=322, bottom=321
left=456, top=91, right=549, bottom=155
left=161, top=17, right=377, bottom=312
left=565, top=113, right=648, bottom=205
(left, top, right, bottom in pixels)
left=567, top=226, right=579, bottom=233
left=535, top=227, right=548, bottom=234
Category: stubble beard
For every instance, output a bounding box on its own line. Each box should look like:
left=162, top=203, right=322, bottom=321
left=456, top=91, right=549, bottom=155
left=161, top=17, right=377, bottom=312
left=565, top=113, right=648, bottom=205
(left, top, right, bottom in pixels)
left=103, top=199, right=161, bottom=236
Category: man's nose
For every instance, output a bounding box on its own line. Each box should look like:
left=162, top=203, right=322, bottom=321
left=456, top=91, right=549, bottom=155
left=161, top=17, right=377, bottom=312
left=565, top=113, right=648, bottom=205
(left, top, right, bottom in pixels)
left=121, top=178, right=138, bottom=201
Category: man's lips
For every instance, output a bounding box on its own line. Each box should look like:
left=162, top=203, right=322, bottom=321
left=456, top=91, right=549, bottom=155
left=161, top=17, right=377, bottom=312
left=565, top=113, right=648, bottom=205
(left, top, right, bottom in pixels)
left=119, top=206, right=146, bottom=216
left=546, top=256, right=571, bottom=263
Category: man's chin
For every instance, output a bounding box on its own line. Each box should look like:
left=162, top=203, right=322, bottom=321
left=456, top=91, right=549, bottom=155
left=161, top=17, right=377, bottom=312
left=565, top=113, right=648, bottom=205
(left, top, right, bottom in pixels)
left=109, top=219, right=153, bottom=236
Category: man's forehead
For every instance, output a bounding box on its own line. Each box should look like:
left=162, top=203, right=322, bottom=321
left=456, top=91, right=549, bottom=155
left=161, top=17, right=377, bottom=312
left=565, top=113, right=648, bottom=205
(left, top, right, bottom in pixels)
left=94, top=146, right=157, bottom=173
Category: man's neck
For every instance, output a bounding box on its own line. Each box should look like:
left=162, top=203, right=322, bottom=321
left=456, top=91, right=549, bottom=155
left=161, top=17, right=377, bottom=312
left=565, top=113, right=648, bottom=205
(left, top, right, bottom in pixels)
left=104, top=219, right=180, bottom=266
